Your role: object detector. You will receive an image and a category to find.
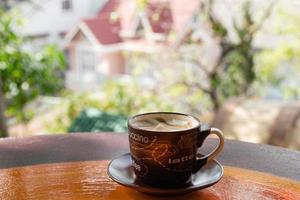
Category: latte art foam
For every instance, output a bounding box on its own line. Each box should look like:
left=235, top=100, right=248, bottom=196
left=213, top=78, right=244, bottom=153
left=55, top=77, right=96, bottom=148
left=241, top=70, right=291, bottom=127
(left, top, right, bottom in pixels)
left=130, top=113, right=199, bottom=132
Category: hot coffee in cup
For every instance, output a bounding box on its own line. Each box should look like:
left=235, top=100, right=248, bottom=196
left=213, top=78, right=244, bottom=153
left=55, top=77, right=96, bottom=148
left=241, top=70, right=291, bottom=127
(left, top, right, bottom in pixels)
left=128, top=112, right=224, bottom=188
left=130, top=113, right=198, bottom=132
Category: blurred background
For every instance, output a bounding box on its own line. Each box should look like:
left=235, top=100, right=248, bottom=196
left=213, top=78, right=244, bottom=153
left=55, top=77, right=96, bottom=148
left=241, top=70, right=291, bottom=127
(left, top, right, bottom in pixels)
left=0, top=0, right=299, bottom=151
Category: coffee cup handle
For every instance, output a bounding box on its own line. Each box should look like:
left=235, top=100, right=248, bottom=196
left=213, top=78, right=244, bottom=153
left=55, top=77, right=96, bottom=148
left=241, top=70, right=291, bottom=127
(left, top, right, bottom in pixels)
left=192, top=128, right=225, bottom=173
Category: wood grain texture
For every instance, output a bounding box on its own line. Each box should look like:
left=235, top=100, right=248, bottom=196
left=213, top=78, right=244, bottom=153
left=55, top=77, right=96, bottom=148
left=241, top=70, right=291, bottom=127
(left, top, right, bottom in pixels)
left=0, top=160, right=299, bottom=200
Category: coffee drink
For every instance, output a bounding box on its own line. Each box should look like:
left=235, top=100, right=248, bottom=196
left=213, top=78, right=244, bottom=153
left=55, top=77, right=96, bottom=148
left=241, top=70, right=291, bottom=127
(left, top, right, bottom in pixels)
left=128, top=112, right=224, bottom=188
left=129, top=113, right=198, bottom=132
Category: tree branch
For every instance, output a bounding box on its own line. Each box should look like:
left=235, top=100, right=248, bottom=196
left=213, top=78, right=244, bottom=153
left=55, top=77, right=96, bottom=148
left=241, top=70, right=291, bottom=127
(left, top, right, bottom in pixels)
left=178, top=80, right=212, bottom=95
left=250, top=0, right=277, bottom=36
left=189, top=57, right=211, bottom=76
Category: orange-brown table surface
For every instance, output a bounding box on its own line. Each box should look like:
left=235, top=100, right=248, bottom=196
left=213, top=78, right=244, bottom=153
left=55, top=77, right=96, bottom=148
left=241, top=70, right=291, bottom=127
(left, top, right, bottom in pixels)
left=0, top=132, right=300, bottom=199
left=1, top=160, right=299, bottom=200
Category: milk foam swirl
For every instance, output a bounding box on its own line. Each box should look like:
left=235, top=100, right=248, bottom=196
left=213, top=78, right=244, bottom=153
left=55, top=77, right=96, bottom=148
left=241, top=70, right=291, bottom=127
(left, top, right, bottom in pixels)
left=130, top=113, right=198, bottom=132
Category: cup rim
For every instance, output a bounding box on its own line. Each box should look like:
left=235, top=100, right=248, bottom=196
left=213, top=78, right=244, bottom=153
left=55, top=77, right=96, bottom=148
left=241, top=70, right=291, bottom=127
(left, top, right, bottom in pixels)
left=128, top=112, right=201, bottom=134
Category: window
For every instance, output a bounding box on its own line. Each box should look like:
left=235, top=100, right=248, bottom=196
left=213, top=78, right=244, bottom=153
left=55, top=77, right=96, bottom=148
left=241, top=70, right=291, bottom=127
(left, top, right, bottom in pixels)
left=62, top=0, right=72, bottom=12
left=135, top=19, right=144, bottom=36
left=78, top=47, right=96, bottom=72
left=63, top=49, right=70, bottom=70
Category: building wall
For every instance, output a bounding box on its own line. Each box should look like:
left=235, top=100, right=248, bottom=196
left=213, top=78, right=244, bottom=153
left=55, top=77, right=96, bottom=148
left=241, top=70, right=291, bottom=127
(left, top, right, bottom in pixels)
left=99, top=51, right=126, bottom=76
left=66, top=45, right=77, bottom=71
left=65, top=28, right=126, bottom=90
left=18, top=0, right=106, bottom=36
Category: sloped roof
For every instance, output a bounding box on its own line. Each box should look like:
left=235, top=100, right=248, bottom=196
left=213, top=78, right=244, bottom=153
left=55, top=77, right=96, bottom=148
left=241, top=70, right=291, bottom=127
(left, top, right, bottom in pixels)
left=83, top=17, right=122, bottom=45
left=81, top=0, right=121, bottom=45
left=145, top=1, right=173, bottom=34
left=66, top=0, right=199, bottom=45
left=117, top=0, right=200, bottom=34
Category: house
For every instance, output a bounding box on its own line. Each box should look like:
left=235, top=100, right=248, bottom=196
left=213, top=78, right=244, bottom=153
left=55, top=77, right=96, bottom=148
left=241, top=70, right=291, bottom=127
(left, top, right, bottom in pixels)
left=16, top=0, right=107, bottom=49
left=63, top=0, right=200, bottom=91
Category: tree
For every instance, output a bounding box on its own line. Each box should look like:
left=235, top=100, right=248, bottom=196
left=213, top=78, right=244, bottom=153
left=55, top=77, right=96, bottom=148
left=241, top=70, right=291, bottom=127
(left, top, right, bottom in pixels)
left=130, top=0, right=276, bottom=112
left=176, top=0, right=276, bottom=111
left=256, top=6, right=300, bottom=99
left=0, top=7, right=65, bottom=137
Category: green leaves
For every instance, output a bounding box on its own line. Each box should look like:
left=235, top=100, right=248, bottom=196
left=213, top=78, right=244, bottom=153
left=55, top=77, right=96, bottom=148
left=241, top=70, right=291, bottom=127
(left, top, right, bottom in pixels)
left=99, top=79, right=175, bottom=116
left=0, top=7, right=65, bottom=121
left=136, top=0, right=149, bottom=10
left=255, top=7, right=300, bottom=99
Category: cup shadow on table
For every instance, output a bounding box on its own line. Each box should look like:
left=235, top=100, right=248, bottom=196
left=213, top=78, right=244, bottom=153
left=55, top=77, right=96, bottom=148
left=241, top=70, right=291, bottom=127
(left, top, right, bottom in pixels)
left=108, top=186, right=221, bottom=200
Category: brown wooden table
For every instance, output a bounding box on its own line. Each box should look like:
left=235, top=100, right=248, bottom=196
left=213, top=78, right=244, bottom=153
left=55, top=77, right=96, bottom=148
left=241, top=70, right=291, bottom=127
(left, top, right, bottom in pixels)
left=0, top=132, right=299, bottom=199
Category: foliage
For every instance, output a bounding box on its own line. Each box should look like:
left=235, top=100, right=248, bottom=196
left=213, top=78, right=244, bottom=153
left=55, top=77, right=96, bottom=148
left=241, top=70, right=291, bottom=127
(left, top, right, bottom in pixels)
left=136, top=0, right=149, bottom=10
left=0, top=7, right=65, bottom=136
left=128, top=0, right=275, bottom=111
left=255, top=7, right=300, bottom=99
left=125, top=50, right=213, bottom=115
left=48, top=79, right=176, bottom=133
left=99, top=79, right=176, bottom=115
left=181, top=0, right=275, bottom=110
